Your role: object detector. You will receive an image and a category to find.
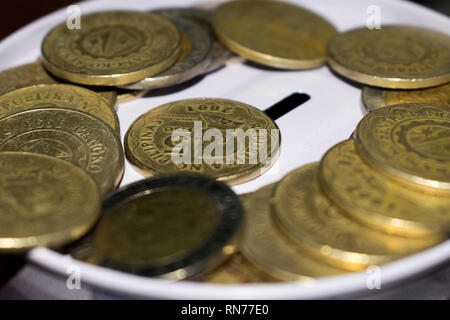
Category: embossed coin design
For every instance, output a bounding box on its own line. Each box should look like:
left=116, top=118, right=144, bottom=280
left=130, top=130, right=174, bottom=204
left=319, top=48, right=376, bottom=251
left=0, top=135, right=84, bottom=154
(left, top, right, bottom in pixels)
left=125, top=98, right=280, bottom=185
left=273, top=162, right=438, bottom=271
left=355, top=103, right=450, bottom=192
left=319, top=140, right=450, bottom=237
left=41, top=11, right=182, bottom=86
left=66, top=174, right=243, bottom=279
left=153, top=7, right=234, bottom=73
left=122, top=11, right=212, bottom=90
left=0, top=152, right=101, bottom=253
left=0, top=108, right=124, bottom=195
left=327, top=26, right=450, bottom=88
left=0, top=84, right=120, bottom=134
left=213, top=0, right=337, bottom=69
left=0, top=62, right=118, bottom=109
left=241, top=184, right=346, bottom=282
left=362, top=83, right=450, bottom=112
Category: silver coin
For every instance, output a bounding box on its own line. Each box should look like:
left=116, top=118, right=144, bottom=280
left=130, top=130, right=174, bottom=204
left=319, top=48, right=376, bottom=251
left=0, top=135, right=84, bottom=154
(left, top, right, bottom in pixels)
left=121, top=14, right=213, bottom=90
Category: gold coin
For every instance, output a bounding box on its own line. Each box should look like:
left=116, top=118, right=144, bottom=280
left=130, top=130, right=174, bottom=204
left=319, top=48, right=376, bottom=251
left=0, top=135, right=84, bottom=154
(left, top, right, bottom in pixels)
left=319, top=140, right=450, bottom=237
left=241, top=184, right=346, bottom=282
left=362, top=83, right=450, bottom=112
left=165, top=8, right=234, bottom=73
left=0, top=84, right=120, bottom=134
left=65, top=174, right=243, bottom=279
left=124, top=98, right=280, bottom=185
left=41, top=11, right=182, bottom=86
left=213, top=0, right=337, bottom=69
left=148, top=7, right=234, bottom=73
left=94, top=89, right=118, bottom=111
left=0, top=255, right=24, bottom=286
left=273, top=162, right=438, bottom=271
left=122, top=12, right=212, bottom=90
left=0, top=62, right=118, bottom=109
left=354, top=103, right=450, bottom=193
left=0, top=152, right=100, bottom=253
left=200, top=253, right=277, bottom=284
left=327, top=26, right=450, bottom=89
left=0, top=108, right=124, bottom=196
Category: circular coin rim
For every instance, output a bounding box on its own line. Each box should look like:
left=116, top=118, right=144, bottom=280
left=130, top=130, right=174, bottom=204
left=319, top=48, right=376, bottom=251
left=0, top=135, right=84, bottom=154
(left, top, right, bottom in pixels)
left=212, top=0, right=336, bottom=70
left=318, top=139, right=450, bottom=237
left=124, top=97, right=281, bottom=186
left=116, top=88, right=151, bottom=104
left=0, top=151, right=101, bottom=253
left=361, top=86, right=388, bottom=112
left=354, top=103, right=450, bottom=193
left=0, top=107, right=125, bottom=195
left=271, top=162, right=437, bottom=271
left=0, top=83, right=121, bottom=135
left=86, top=173, right=243, bottom=279
left=240, top=184, right=346, bottom=281
left=40, top=11, right=182, bottom=86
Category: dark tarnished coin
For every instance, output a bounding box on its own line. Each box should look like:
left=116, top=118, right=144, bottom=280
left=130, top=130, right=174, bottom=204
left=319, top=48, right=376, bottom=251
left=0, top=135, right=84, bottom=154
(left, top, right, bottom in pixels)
left=362, top=83, right=450, bottom=112
left=0, top=62, right=118, bottom=109
left=355, top=103, right=450, bottom=193
left=0, top=152, right=101, bottom=253
left=64, top=173, right=243, bottom=280
left=152, top=7, right=234, bottom=73
left=327, top=26, right=450, bottom=89
left=0, top=108, right=124, bottom=195
left=122, top=11, right=212, bottom=90
left=0, top=84, right=120, bottom=134
left=213, top=0, right=337, bottom=69
left=41, top=11, right=182, bottom=86
left=124, top=98, right=280, bottom=185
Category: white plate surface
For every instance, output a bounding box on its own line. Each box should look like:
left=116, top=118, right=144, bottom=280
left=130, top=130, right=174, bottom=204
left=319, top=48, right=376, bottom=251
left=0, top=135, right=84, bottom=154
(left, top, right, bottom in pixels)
left=0, top=0, right=449, bottom=299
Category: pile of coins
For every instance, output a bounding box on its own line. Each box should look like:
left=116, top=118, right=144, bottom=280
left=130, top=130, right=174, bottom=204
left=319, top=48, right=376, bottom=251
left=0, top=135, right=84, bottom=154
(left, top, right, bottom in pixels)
left=0, top=0, right=449, bottom=286
left=238, top=103, right=450, bottom=282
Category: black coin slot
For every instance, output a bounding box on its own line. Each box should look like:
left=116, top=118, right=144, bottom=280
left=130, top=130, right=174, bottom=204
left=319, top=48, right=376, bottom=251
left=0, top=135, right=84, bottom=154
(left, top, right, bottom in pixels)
left=264, top=92, right=310, bottom=121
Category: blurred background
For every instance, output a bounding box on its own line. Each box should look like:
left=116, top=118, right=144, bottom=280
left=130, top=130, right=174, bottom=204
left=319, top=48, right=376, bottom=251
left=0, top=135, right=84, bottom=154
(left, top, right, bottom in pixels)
left=0, top=0, right=449, bottom=41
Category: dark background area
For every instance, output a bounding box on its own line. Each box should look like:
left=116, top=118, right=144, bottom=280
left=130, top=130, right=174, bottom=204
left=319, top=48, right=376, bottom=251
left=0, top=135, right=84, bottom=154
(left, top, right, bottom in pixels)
left=0, top=0, right=448, bottom=41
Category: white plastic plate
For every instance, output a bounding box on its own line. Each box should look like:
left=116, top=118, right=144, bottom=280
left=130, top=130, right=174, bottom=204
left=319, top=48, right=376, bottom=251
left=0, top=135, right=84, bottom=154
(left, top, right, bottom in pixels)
left=0, top=0, right=449, bottom=299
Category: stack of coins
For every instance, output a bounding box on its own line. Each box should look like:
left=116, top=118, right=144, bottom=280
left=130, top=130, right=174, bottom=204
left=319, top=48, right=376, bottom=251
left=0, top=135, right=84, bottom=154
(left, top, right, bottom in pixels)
left=221, top=103, right=449, bottom=283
